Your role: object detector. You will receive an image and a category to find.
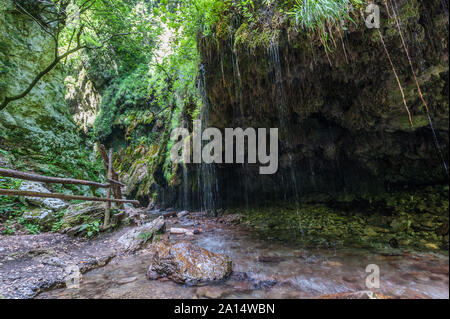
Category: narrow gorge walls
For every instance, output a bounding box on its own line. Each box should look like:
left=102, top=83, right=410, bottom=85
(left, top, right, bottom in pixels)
left=0, top=0, right=97, bottom=179
left=192, top=0, right=449, bottom=207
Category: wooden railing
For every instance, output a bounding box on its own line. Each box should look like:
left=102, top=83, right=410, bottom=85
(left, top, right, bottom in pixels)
left=0, top=145, right=138, bottom=228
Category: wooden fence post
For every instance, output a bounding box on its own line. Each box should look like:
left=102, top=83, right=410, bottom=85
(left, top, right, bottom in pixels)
left=103, top=148, right=113, bottom=229
left=99, top=143, right=124, bottom=209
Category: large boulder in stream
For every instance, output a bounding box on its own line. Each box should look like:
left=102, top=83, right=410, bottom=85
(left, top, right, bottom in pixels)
left=118, top=216, right=166, bottom=252
left=147, top=241, right=232, bottom=285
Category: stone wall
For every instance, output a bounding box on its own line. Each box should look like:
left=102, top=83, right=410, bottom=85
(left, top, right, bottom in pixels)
left=0, top=0, right=93, bottom=177
left=193, top=0, right=449, bottom=207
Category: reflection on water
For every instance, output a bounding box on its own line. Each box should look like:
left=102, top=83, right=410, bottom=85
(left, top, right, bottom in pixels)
left=37, top=216, right=449, bottom=299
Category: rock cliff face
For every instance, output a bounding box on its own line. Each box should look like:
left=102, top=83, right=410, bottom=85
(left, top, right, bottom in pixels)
left=188, top=0, right=449, bottom=208
left=0, top=0, right=89, bottom=176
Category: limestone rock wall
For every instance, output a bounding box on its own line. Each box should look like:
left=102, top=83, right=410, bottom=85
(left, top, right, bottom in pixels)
left=0, top=0, right=91, bottom=176
left=193, top=0, right=449, bottom=207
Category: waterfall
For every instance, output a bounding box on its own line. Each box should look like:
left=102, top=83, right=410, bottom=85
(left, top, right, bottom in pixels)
left=179, top=118, right=190, bottom=210
left=231, top=33, right=251, bottom=208
left=268, top=42, right=301, bottom=213
left=242, top=162, right=250, bottom=209
left=197, top=65, right=220, bottom=214
left=427, top=113, right=449, bottom=177
left=182, top=162, right=189, bottom=209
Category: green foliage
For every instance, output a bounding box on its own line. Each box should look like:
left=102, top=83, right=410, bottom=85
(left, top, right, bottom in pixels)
left=61, top=0, right=161, bottom=76
left=0, top=176, right=25, bottom=219
left=96, top=0, right=209, bottom=195
left=51, top=220, right=64, bottom=233
left=0, top=187, right=24, bottom=233
left=93, top=64, right=153, bottom=140
left=51, top=211, right=66, bottom=232
left=285, top=0, right=364, bottom=51
left=2, top=220, right=16, bottom=235
left=0, top=176, right=21, bottom=190
left=1, top=209, right=42, bottom=235
left=137, top=230, right=154, bottom=242
left=161, top=0, right=227, bottom=38
left=286, top=0, right=362, bottom=30
left=23, top=223, right=41, bottom=235
left=40, top=148, right=104, bottom=185
left=79, top=220, right=101, bottom=237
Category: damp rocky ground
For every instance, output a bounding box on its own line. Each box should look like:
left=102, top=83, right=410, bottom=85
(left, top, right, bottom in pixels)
left=34, top=211, right=449, bottom=300
left=0, top=226, right=132, bottom=299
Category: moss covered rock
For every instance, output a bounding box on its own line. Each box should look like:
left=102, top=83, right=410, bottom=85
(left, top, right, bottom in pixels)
left=0, top=0, right=101, bottom=181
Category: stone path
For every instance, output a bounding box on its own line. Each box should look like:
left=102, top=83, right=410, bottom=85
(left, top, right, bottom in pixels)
left=0, top=227, right=132, bottom=299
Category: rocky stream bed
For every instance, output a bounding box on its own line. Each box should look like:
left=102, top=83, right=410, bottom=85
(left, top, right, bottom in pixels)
left=1, top=211, right=446, bottom=299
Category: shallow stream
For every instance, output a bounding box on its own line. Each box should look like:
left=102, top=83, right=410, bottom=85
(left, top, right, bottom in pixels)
left=37, top=214, right=449, bottom=299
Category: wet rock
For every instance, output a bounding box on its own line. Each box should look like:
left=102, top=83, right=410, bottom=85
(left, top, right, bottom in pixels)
left=413, top=273, right=430, bottom=282
left=428, top=265, right=449, bottom=276
left=317, top=291, right=393, bottom=299
left=342, top=276, right=359, bottom=283
left=410, top=262, right=431, bottom=272
left=163, top=212, right=178, bottom=219
left=401, top=272, right=421, bottom=282
left=257, top=255, right=286, bottom=263
left=170, top=227, right=200, bottom=236
left=326, top=260, right=343, bottom=268
left=232, top=281, right=252, bottom=292
left=293, top=250, right=307, bottom=258
left=429, top=275, right=443, bottom=281
left=196, top=286, right=228, bottom=299
left=243, top=273, right=278, bottom=289
left=116, top=276, right=137, bottom=285
left=147, top=241, right=232, bottom=285
left=19, top=181, right=68, bottom=211
left=118, top=216, right=165, bottom=252
left=126, top=207, right=153, bottom=226
left=230, top=271, right=250, bottom=281
left=379, top=251, right=402, bottom=257
left=177, top=211, right=189, bottom=218
left=216, top=214, right=243, bottom=225
left=252, top=279, right=277, bottom=289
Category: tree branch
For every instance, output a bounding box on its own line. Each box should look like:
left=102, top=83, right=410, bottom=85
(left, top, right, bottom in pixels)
left=0, top=0, right=139, bottom=112
left=0, top=27, right=133, bottom=112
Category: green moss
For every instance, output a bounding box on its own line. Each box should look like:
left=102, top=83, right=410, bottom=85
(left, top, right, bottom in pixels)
left=230, top=185, right=449, bottom=252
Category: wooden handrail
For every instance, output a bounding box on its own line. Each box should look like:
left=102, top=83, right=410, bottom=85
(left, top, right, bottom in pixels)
left=0, top=168, right=110, bottom=188
left=0, top=145, right=138, bottom=221
left=107, top=178, right=126, bottom=187
left=0, top=188, right=139, bottom=205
